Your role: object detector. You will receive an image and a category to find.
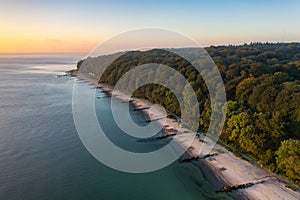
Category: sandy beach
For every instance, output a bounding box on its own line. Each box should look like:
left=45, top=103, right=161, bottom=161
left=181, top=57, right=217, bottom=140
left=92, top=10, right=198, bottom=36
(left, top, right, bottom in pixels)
left=79, top=75, right=300, bottom=200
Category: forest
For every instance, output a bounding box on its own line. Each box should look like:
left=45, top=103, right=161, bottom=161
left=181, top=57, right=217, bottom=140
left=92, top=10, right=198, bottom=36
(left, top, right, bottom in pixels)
left=77, top=43, right=300, bottom=186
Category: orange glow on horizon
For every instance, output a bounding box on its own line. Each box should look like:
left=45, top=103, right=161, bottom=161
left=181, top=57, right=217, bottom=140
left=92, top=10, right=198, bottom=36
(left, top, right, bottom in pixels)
left=0, top=37, right=98, bottom=53
left=0, top=27, right=104, bottom=53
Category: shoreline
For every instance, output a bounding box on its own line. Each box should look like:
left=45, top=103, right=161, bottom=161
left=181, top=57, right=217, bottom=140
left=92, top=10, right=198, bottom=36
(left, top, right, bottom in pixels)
left=77, top=74, right=300, bottom=200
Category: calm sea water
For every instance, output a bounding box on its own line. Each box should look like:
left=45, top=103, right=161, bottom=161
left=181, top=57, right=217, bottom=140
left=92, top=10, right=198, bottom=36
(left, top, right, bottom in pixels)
left=0, top=54, right=231, bottom=200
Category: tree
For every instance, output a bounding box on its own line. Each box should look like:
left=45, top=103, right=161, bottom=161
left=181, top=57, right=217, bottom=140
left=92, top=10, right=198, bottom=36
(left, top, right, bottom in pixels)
left=276, top=139, right=300, bottom=183
left=79, top=43, right=300, bottom=186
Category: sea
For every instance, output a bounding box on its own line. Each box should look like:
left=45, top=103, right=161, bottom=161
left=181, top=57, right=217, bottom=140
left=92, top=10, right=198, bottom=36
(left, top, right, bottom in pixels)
left=0, top=53, right=232, bottom=200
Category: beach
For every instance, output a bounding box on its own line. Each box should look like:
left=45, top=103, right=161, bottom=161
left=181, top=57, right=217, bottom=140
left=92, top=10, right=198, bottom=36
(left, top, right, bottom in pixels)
left=0, top=60, right=233, bottom=200
left=79, top=74, right=300, bottom=200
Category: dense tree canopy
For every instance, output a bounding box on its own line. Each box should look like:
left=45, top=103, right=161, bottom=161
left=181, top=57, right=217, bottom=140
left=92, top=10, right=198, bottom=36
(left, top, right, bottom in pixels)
left=78, top=42, right=300, bottom=185
left=276, top=139, right=300, bottom=185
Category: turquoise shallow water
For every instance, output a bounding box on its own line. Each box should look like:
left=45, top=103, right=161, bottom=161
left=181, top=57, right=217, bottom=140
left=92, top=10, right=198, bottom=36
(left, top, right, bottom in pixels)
left=0, top=54, right=232, bottom=200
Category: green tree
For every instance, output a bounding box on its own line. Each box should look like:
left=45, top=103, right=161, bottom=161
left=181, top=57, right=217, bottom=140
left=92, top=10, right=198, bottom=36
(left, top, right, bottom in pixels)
left=276, top=139, right=300, bottom=183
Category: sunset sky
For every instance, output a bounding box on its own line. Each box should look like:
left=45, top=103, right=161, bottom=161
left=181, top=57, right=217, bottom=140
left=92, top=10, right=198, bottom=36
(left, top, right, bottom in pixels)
left=1, top=0, right=300, bottom=53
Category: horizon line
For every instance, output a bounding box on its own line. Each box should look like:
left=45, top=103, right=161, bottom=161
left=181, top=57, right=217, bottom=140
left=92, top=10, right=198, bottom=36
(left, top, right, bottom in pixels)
left=1, top=41, right=299, bottom=55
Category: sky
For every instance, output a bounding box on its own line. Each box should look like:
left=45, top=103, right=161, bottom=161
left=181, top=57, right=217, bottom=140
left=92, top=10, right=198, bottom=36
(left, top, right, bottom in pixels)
left=1, top=0, right=300, bottom=53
